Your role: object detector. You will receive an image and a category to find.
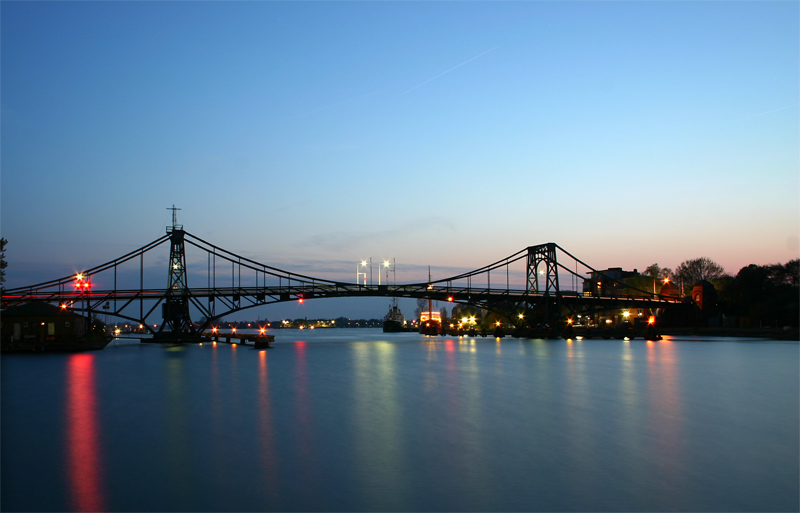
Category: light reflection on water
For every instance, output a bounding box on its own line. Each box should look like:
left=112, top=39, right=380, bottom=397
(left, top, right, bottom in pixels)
left=1, top=330, right=798, bottom=512
left=65, top=353, right=107, bottom=512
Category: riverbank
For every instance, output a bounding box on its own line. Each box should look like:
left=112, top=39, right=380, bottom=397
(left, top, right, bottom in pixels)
left=660, top=326, right=799, bottom=341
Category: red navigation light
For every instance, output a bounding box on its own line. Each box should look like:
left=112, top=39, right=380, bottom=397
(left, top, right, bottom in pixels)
left=447, top=296, right=453, bottom=302
left=298, top=295, right=304, bottom=304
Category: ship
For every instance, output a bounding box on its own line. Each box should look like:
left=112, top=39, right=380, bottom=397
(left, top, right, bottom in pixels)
left=418, top=309, right=442, bottom=335
left=418, top=269, right=441, bottom=335
left=382, top=299, right=406, bottom=332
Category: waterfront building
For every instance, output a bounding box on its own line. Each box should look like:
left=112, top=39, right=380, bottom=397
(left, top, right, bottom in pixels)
left=1, top=301, right=86, bottom=348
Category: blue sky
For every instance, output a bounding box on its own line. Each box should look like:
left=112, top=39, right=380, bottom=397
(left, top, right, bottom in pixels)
left=2, top=1, right=798, bottom=319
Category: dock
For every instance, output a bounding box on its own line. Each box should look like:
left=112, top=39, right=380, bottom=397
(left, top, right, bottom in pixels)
left=204, top=331, right=274, bottom=348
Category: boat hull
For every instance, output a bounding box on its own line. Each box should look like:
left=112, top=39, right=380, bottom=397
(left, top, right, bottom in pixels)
left=383, top=320, right=405, bottom=333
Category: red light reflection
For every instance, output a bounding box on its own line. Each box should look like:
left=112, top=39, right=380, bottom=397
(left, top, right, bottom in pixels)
left=65, top=354, right=107, bottom=512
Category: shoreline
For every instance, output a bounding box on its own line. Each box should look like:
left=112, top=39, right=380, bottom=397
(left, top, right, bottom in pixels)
left=659, top=326, right=799, bottom=341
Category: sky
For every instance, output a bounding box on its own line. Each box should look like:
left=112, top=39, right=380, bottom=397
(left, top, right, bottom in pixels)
left=2, top=1, right=798, bottom=320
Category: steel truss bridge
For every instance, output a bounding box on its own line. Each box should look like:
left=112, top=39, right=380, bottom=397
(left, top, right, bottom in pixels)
left=1, top=227, right=683, bottom=338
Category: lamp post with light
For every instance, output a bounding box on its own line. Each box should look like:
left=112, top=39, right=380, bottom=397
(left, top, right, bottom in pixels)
left=379, top=259, right=394, bottom=286
left=357, top=260, right=368, bottom=286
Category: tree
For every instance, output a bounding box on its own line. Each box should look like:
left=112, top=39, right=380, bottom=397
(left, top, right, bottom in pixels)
left=770, top=259, right=799, bottom=287
left=0, top=238, right=7, bottom=289
left=644, top=263, right=673, bottom=280
left=414, top=298, right=429, bottom=319
left=674, top=257, right=726, bottom=294
left=725, top=261, right=800, bottom=327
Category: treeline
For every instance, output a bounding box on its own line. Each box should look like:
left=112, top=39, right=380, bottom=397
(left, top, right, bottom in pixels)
left=715, top=260, right=799, bottom=327
left=646, top=258, right=799, bottom=327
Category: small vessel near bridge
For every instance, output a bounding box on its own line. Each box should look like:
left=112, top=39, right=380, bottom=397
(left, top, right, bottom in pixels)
left=419, top=309, right=442, bottom=335
left=382, top=299, right=407, bottom=332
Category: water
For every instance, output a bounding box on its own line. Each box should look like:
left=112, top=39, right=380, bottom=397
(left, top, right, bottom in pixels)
left=2, top=330, right=798, bottom=512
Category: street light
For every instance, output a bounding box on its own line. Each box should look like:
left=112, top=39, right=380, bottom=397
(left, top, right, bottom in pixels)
left=357, top=260, right=368, bottom=286
left=379, top=260, right=390, bottom=285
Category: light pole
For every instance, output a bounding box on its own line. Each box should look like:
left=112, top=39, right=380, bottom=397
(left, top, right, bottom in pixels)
left=357, top=260, right=368, bottom=286
left=379, top=260, right=391, bottom=285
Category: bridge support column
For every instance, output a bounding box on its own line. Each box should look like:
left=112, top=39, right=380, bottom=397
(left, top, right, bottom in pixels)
left=526, top=243, right=562, bottom=326
left=156, top=225, right=199, bottom=341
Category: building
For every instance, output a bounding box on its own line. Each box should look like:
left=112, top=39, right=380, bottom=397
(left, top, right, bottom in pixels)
left=1, top=302, right=96, bottom=351
left=583, top=267, right=640, bottom=297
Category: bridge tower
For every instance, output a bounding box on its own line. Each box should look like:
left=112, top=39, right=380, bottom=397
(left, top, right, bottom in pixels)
left=526, top=243, right=562, bottom=324
left=156, top=206, right=197, bottom=339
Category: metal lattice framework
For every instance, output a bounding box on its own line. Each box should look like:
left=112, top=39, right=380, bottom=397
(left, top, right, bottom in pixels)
left=1, top=229, right=683, bottom=335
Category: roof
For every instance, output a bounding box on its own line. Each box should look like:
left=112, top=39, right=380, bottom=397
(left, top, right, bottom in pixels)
left=1, top=301, right=83, bottom=318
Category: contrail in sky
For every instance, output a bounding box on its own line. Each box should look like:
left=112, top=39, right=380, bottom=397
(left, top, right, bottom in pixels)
left=397, top=44, right=502, bottom=98
left=730, top=103, right=799, bottom=124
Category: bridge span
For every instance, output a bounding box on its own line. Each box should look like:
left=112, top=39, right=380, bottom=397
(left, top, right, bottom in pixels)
left=1, top=226, right=683, bottom=338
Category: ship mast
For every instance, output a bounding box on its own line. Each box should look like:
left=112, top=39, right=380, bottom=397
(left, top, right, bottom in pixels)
left=428, top=266, right=433, bottom=320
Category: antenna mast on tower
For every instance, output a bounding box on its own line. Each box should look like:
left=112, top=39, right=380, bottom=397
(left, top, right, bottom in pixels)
left=167, top=204, right=182, bottom=230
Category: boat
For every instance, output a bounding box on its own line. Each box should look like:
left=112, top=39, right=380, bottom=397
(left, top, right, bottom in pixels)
left=418, top=270, right=441, bottom=335
left=383, top=299, right=406, bottom=332
left=419, top=309, right=442, bottom=335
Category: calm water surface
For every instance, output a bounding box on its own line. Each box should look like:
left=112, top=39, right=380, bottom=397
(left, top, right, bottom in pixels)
left=2, top=330, right=798, bottom=512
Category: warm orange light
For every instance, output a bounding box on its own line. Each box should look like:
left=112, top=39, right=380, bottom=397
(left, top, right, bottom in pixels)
left=496, top=321, right=501, bottom=326
left=648, top=316, right=655, bottom=325
left=260, top=327, right=266, bottom=334
left=232, top=327, right=237, bottom=333
left=212, top=327, right=218, bottom=333
left=567, top=318, right=573, bottom=325
left=448, top=296, right=453, bottom=302
left=61, top=303, right=68, bottom=310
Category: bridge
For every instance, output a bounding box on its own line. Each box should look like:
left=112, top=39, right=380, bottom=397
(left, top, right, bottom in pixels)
left=1, top=223, right=684, bottom=340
